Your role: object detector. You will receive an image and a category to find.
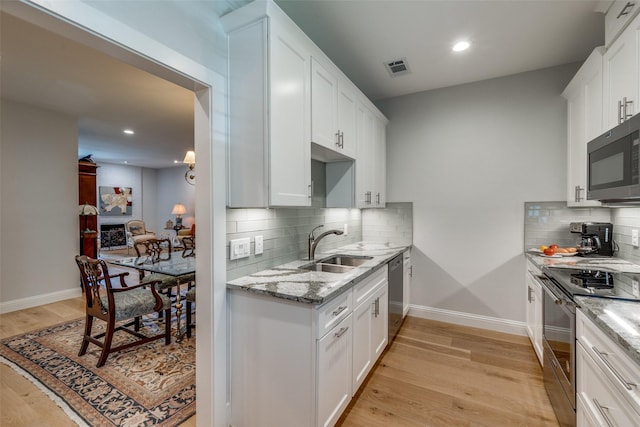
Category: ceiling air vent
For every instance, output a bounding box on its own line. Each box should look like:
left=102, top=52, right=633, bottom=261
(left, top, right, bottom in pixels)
left=385, top=58, right=411, bottom=77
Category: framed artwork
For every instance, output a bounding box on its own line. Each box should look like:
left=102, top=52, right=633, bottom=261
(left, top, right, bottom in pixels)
left=99, top=186, right=132, bottom=216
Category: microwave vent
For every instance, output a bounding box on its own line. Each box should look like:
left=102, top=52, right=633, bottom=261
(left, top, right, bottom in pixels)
left=385, top=58, right=411, bottom=77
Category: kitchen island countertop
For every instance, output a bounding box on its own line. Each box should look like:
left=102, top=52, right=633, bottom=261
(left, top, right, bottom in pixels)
left=227, top=242, right=410, bottom=305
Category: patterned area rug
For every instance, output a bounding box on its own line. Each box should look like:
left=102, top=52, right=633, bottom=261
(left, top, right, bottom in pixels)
left=0, top=318, right=195, bottom=426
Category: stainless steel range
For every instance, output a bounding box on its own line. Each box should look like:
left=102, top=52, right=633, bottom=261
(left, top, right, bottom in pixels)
left=540, top=266, right=640, bottom=427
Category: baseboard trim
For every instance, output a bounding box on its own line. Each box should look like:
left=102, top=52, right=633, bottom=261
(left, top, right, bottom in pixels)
left=408, top=304, right=528, bottom=336
left=0, top=288, right=82, bottom=314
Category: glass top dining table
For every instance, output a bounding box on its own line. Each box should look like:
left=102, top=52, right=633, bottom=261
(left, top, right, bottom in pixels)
left=109, top=251, right=195, bottom=277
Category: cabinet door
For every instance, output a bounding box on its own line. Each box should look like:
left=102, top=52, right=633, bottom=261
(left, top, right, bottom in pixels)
left=356, top=103, right=374, bottom=208
left=403, top=256, right=411, bottom=317
left=371, top=284, right=388, bottom=360
left=337, top=83, right=358, bottom=159
left=269, top=25, right=311, bottom=206
left=372, top=116, right=386, bottom=207
left=317, top=314, right=353, bottom=427
left=352, top=298, right=373, bottom=394
left=564, top=47, right=603, bottom=207
left=525, top=273, right=543, bottom=364
left=603, top=14, right=639, bottom=129
left=311, top=58, right=339, bottom=151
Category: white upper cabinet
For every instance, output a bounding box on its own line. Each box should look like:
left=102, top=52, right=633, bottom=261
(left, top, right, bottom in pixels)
left=223, top=0, right=386, bottom=208
left=604, top=0, right=640, bottom=47
left=603, top=12, right=640, bottom=129
left=311, top=58, right=357, bottom=159
left=562, top=47, right=604, bottom=207
left=224, top=12, right=311, bottom=207
left=356, top=103, right=387, bottom=208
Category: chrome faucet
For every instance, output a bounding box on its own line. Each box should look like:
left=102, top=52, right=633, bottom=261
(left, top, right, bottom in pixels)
left=308, top=225, right=344, bottom=260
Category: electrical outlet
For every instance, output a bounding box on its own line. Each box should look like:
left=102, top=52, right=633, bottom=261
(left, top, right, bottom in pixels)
left=633, top=280, right=640, bottom=297
left=255, top=235, right=263, bottom=255
left=343, top=223, right=348, bottom=236
left=632, top=229, right=639, bottom=247
left=230, top=238, right=250, bottom=260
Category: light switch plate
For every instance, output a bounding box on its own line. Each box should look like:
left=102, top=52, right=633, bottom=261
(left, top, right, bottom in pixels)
left=230, top=238, right=250, bottom=260
left=255, top=235, right=263, bottom=255
left=632, top=229, right=639, bottom=247
left=633, top=280, right=640, bottom=297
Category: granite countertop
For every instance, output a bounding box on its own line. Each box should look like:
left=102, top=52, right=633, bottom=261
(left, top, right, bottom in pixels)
left=525, top=250, right=640, bottom=273
left=227, top=242, right=410, bottom=305
left=576, top=296, right=640, bottom=366
left=525, top=251, right=640, bottom=367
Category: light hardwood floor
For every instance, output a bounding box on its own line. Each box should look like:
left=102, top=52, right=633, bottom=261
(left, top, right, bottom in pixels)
left=2, top=299, right=557, bottom=427
left=337, top=316, right=559, bottom=426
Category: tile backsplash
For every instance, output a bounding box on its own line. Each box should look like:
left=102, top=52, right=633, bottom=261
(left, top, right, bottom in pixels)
left=362, top=202, right=413, bottom=246
left=226, top=207, right=362, bottom=280
left=523, top=202, right=640, bottom=264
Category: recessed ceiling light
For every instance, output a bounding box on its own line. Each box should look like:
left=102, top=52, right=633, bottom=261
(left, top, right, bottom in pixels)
left=123, top=129, right=135, bottom=135
left=452, top=41, right=470, bottom=52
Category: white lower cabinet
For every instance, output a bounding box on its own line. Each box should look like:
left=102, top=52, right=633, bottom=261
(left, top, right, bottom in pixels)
left=229, top=265, right=389, bottom=427
left=352, top=270, right=388, bottom=393
left=576, top=310, right=640, bottom=426
left=317, top=313, right=353, bottom=427
left=525, top=260, right=544, bottom=364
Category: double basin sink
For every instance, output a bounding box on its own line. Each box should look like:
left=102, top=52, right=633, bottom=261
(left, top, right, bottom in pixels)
left=300, top=254, right=373, bottom=274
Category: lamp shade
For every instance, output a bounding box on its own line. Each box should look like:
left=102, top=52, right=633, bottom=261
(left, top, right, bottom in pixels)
left=183, top=150, right=195, bottom=165
left=78, top=203, right=99, bottom=216
left=172, top=204, right=187, bottom=215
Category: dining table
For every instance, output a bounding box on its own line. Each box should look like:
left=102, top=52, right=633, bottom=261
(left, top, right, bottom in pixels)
left=109, top=250, right=195, bottom=342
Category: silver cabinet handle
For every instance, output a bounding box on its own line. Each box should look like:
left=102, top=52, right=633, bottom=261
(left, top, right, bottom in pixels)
left=332, top=305, right=347, bottom=317
left=376, top=192, right=380, bottom=204
left=575, top=185, right=584, bottom=202
left=308, top=183, right=313, bottom=199
left=340, top=131, right=344, bottom=148
left=334, top=326, right=349, bottom=338
left=619, top=100, right=625, bottom=124
left=617, top=2, right=635, bottom=19
left=365, top=191, right=372, bottom=204
left=623, top=97, right=633, bottom=121
left=527, top=286, right=533, bottom=303
left=593, top=399, right=614, bottom=427
left=375, top=297, right=380, bottom=317
left=592, top=346, right=636, bottom=390
left=335, top=131, right=341, bottom=148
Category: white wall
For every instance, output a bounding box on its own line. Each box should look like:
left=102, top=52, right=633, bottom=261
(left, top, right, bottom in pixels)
left=1, top=100, right=80, bottom=307
left=377, top=64, right=578, bottom=325
left=156, top=166, right=196, bottom=233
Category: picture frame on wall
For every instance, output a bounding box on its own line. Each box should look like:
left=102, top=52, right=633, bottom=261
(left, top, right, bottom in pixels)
left=99, top=186, right=132, bottom=216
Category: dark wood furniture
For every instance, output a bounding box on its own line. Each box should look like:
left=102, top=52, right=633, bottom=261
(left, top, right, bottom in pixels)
left=75, top=255, right=171, bottom=367
left=79, top=160, right=98, bottom=258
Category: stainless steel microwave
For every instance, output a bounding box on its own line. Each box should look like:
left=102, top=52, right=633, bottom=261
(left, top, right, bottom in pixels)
left=587, top=113, right=640, bottom=204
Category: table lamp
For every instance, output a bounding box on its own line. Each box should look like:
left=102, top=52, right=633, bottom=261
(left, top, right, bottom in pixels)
left=172, top=204, right=187, bottom=228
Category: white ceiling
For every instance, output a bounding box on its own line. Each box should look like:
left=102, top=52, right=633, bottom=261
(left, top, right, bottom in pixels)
left=1, top=1, right=605, bottom=168
left=275, top=0, right=605, bottom=100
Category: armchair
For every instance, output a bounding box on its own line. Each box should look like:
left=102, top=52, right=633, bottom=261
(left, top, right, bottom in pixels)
left=75, top=255, right=171, bottom=367
left=125, top=220, right=156, bottom=251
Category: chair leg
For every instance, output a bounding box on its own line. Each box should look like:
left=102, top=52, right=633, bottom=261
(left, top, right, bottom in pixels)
left=134, top=316, right=141, bottom=331
left=78, top=315, right=93, bottom=356
left=164, top=308, right=171, bottom=345
left=97, top=321, right=115, bottom=368
left=186, top=300, right=192, bottom=338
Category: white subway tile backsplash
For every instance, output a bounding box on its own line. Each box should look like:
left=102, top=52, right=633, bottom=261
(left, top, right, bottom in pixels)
left=362, top=202, right=413, bottom=246
left=524, top=202, right=640, bottom=265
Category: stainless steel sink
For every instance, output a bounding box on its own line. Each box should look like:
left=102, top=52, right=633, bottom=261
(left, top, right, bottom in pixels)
left=318, top=254, right=373, bottom=267
left=299, top=263, right=355, bottom=274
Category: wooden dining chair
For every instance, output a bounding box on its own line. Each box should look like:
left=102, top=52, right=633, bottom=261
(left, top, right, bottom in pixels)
left=185, top=287, right=196, bottom=338
left=75, top=255, right=171, bottom=367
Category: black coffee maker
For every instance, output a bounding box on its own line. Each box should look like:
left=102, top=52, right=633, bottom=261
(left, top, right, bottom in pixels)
left=569, top=222, right=615, bottom=257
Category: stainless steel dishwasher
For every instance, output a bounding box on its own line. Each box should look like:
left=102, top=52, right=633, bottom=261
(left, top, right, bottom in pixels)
left=388, top=254, right=404, bottom=342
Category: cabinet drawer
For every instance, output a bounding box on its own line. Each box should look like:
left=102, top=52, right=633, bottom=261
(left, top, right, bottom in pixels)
left=577, top=342, right=640, bottom=425
left=317, top=290, right=352, bottom=338
left=353, top=266, right=387, bottom=308
left=577, top=310, right=640, bottom=412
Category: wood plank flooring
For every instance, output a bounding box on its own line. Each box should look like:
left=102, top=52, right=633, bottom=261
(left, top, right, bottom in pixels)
left=337, top=316, right=559, bottom=426
left=2, top=298, right=556, bottom=427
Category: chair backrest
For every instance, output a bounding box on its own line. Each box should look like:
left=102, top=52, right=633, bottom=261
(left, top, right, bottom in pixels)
left=75, top=255, right=109, bottom=315
left=126, top=220, right=147, bottom=236
left=133, top=238, right=172, bottom=262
